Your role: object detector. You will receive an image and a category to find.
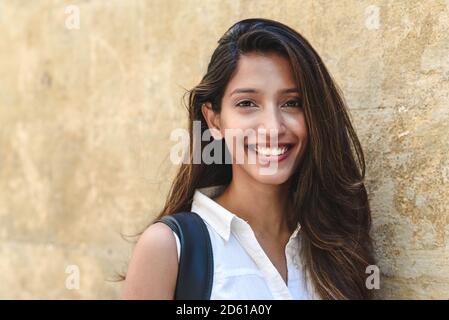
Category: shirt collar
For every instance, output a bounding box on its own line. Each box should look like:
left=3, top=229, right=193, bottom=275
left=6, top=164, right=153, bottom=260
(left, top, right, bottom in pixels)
left=190, top=184, right=301, bottom=243
left=191, top=185, right=235, bottom=242
left=289, top=222, right=301, bottom=241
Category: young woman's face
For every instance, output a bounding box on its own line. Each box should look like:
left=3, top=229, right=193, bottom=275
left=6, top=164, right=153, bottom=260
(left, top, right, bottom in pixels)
left=204, top=51, right=308, bottom=185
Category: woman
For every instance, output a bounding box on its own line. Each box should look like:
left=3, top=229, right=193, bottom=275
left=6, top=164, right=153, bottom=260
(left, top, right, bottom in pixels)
left=122, top=18, right=375, bottom=300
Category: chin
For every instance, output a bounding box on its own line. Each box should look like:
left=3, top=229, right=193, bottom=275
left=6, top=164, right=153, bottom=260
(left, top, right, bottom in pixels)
left=247, top=167, right=293, bottom=185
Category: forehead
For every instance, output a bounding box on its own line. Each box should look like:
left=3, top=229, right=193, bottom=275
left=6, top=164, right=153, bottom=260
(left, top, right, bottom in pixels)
left=224, top=52, right=297, bottom=95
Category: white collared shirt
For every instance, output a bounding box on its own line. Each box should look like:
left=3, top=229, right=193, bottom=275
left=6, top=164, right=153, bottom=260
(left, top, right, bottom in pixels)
left=171, top=185, right=319, bottom=300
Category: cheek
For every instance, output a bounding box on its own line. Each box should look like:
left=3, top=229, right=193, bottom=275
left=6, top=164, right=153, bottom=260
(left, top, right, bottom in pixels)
left=219, top=110, right=256, bottom=143
left=286, top=114, right=308, bottom=140
left=220, top=108, right=253, bottom=130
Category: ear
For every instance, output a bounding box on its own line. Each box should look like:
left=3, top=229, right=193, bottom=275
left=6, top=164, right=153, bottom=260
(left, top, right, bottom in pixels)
left=201, top=102, right=223, bottom=140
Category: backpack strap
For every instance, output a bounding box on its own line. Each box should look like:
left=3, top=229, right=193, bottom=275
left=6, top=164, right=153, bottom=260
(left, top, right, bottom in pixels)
left=155, top=211, right=214, bottom=300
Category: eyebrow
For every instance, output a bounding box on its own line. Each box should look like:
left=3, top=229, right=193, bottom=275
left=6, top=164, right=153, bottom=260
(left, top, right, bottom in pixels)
left=229, top=87, right=300, bottom=96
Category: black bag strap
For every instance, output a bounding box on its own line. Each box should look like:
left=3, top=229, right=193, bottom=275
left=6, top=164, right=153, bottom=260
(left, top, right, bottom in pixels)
left=155, top=211, right=214, bottom=300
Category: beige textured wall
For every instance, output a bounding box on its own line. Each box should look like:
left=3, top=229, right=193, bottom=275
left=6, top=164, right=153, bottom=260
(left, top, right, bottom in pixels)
left=0, top=0, right=448, bottom=299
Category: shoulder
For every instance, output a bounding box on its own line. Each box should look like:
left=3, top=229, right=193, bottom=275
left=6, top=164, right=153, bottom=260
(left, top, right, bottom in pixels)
left=138, top=222, right=178, bottom=252
left=122, top=222, right=178, bottom=299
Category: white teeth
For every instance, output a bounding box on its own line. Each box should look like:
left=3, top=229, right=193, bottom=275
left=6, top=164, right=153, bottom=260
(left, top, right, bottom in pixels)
left=252, top=145, right=289, bottom=156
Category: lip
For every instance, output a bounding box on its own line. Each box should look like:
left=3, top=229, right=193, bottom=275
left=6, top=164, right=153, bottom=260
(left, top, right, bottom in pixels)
left=245, top=143, right=295, bottom=164
left=246, top=142, right=294, bottom=147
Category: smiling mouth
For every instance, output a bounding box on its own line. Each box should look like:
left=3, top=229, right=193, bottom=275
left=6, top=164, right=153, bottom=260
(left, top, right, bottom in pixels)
left=245, top=144, right=293, bottom=156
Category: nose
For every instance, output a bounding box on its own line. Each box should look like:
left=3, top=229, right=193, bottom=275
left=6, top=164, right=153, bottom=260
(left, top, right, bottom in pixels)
left=257, top=107, right=286, bottom=142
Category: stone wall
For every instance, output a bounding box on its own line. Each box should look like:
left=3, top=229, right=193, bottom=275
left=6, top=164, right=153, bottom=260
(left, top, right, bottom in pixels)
left=0, top=0, right=447, bottom=299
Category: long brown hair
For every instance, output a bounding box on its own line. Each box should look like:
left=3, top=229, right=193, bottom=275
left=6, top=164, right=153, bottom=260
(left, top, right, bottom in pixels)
left=136, top=18, right=375, bottom=299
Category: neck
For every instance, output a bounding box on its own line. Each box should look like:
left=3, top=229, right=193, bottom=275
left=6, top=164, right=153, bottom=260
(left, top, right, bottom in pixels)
left=214, top=171, right=293, bottom=239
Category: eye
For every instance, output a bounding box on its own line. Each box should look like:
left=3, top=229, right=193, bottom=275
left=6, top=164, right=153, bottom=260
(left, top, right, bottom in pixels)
left=236, top=100, right=257, bottom=108
left=283, top=99, right=302, bottom=108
